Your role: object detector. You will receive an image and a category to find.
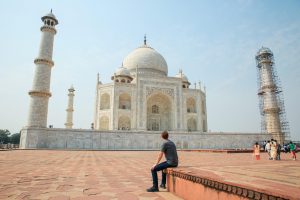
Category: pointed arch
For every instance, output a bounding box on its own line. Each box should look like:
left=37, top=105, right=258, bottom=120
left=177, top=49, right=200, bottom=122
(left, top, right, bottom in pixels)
left=119, top=93, right=131, bottom=109
left=147, top=92, right=173, bottom=131
left=99, top=116, right=109, bottom=130
left=118, top=116, right=131, bottom=130
left=100, top=93, right=110, bottom=110
left=187, top=118, right=197, bottom=132
left=187, top=97, right=196, bottom=113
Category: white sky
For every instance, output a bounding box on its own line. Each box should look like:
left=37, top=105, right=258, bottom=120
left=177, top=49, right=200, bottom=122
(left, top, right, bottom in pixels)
left=0, top=0, right=299, bottom=141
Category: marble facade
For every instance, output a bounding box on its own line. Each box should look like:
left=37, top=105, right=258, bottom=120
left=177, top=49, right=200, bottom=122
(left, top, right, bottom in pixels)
left=94, top=40, right=207, bottom=133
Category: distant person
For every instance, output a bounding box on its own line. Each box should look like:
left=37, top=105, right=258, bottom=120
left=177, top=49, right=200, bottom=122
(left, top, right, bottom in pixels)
left=276, top=140, right=281, bottom=160
left=253, top=142, right=260, bottom=160
left=287, top=143, right=291, bottom=153
left=262, top=140, right=267, bottom=151
left=270, top=139, right=277, bottom=160
left=289, top=141, right=297, bottom=160
left=283, top=144, right=288, bottom=153
left=147, top=131, right=178, bottom=192
left=265, top=141, right=271, bottom=160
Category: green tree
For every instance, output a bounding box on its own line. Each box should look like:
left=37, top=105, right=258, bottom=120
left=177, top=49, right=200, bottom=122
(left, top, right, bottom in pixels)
left=10, top=132, right=20, bottom=144
left=0, top=129, right=11, bottom=144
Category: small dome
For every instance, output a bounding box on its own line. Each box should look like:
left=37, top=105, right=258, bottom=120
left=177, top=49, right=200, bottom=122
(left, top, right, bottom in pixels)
left=46, top=12, right=56, bottom=19
left=123, top=45, right=168, bottom=76
left=115, top=66, right=131, bottom=77
left=41, top=10, right=58, bottom=24
left=68, top=85, right=75, bottom=92
left=256, top=47, right=273, bottom=56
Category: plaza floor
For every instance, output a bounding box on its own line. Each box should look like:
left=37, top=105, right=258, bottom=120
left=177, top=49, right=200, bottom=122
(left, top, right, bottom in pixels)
left=0, top=150, right=299, bottom=200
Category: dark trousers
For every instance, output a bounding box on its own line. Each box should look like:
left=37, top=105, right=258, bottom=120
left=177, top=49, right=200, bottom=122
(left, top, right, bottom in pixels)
left=276, top=152, right=281, bottom=160
left=151, top=161, right=174, bottom=188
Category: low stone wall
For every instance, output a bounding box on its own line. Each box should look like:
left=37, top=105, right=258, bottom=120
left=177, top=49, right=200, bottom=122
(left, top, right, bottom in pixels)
left=166, top=168, right=289, bottom=200
left=19, top=127, right=271, bottom=150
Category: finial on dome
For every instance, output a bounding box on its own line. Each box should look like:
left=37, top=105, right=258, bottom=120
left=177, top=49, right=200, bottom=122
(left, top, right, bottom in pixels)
left=144, top=34, right=147, bottom=45
left=68, top=84, right=75, bottom=92
left=51, top=9, right=52, bottom=13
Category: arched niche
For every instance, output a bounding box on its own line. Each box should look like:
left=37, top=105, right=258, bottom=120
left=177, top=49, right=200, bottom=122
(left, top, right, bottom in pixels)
left=100, top=93, right=110, bottom=110
left=118, top=116, right=131, bottom=130
left=187, top=97, right=196, bottom=113
left=147, top=93, right=173, bottom=131
left=187, top=118, right=197, bottom=132
left=99, top=116, right=109, bottom=130
left=119, top=93, right=131, bottom=109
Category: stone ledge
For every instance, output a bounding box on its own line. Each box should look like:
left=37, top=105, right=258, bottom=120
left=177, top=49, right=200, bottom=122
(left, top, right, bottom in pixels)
left=166, top=168, right=290, bottom=200
left=28, top=90, right=51, bottom=97
left=40, top=25, right=57, bottom=34
left=34, top=58, right=54, bottom=66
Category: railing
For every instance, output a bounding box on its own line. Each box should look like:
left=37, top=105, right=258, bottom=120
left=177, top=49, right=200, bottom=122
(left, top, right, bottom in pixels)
left=0, top=144, right=19, bottom=149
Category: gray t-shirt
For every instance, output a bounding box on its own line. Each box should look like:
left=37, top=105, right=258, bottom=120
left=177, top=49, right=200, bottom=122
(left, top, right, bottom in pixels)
left=161, top=139, right=178, bottom=166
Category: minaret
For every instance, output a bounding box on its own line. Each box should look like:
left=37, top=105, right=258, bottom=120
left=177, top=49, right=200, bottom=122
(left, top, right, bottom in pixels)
left=27, top=10, right=58, bottom=128
left=256, top=47, right=289, bottom=144
left=65, top=86, right=75, bottom=129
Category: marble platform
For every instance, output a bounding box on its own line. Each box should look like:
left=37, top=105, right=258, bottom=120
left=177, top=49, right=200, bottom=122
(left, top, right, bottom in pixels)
left=20, top=127, right=271, bottom=150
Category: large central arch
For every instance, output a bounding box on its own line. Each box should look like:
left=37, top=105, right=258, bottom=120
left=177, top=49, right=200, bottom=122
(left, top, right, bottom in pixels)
left=147, top=93, right=173, bottom=131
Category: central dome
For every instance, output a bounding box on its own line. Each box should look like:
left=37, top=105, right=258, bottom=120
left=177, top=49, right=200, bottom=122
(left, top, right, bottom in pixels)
left=123, top=45, right=168, bottom=76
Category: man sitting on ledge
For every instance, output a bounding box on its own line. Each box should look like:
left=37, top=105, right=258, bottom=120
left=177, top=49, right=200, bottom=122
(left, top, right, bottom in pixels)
left=147, top=131, right=179, bottom=192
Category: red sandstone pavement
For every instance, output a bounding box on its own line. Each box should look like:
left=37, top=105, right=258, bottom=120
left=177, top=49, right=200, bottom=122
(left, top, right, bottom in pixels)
left=0, top=150, right=299, bottom=200
left=0, top=150, right=181, bottom=200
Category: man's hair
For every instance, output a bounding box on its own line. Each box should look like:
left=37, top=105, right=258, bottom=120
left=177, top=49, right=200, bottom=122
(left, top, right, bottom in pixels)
left=161, top=131, right=169, bottom=140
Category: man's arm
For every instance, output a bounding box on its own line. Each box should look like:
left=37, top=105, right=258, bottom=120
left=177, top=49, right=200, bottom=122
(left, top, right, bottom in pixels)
left=151, top=151, right=164, bottom=170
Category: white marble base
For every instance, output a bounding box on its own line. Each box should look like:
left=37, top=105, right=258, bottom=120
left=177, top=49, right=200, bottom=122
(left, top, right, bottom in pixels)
left=20, top=127, right=271, bottom=150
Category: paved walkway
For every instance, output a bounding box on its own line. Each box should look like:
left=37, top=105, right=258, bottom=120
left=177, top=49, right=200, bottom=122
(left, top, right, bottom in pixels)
left=0, top=150, right=299, bottom=200
left=0, top=150, right=182, bottom=200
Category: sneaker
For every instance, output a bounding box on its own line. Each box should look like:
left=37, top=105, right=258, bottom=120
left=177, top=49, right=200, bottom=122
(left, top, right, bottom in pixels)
left=147, top=186, right=159, bottom=192
left=160, top=184, right=166, bottom=189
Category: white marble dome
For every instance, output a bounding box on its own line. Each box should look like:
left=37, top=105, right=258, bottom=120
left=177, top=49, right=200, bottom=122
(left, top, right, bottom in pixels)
left=42, top=10, right=58, bottom=24
left=45, top=12, right=56, bottom=19
left=256, top=47, right=273, bottom=55
left=123, top=45, right=168, bottom=76
left=115, top=66, right=131, bottom=77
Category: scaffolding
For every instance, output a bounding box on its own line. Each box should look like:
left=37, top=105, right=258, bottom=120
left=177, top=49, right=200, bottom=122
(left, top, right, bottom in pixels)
left=255, top=47, right=290, bottom=143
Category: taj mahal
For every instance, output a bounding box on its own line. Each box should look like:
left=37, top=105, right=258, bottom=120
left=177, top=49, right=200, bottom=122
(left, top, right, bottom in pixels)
left=94, top=36, right=207, bottom=132
left=20, top=11, right=272, bottom=150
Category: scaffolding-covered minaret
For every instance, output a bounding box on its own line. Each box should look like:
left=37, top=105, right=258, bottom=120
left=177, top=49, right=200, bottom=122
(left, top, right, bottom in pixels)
left=255, top=47, right=290, bottom=144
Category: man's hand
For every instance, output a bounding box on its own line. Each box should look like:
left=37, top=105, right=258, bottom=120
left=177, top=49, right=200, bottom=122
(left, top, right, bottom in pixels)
left=151, top=164, right=156, bottom=170
left=151, top=152, right=164, bottom=170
